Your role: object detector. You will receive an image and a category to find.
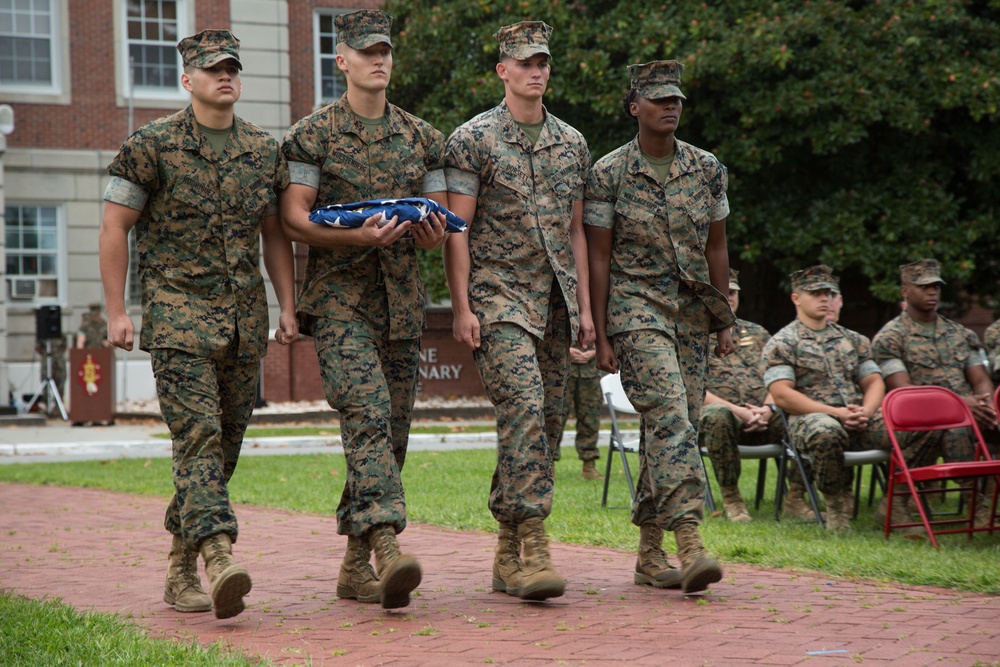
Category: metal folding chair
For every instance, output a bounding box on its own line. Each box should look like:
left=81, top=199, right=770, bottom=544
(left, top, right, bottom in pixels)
left=599, top=373, right=716, bottom=511
left=882, top=385, right=1000, bottom=547
left=599, top=373, right=638, bottom=509
left=771, top=409, right=826, bottom=524
left=699, top=439, right=787, bottom=513
left=844, top=449, right=890, bottom=518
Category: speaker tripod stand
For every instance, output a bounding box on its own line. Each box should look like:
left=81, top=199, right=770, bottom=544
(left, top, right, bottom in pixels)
left=26, top=339, right=68, bottom=421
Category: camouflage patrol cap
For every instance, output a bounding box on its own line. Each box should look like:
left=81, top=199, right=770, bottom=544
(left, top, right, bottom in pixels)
left=789, top=264, right=839, bottom=292
left=628, top=60, right=687, bottom=100
left=335, top=9, right=393, bottom=50
left=494, top=21, right=552, bottom=60
left=88, top=302, right=102, bottom=314
left=177, top=30, right=242, bottom=70
left=900, top=258, right=946, bottom=286
left=728, top=268, right=741, bottom=291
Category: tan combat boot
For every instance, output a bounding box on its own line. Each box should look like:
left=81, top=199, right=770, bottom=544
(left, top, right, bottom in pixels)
left=674, top=523, right=723, bottom=594
left=163, top=534, right=211, bottom=612
left=633, top=523, right=682, bottom=589
left=823, top=489, right=854, bottom=533
left=581, top=460, right=604, bottom=480
left=721, top=485, right=752, bottom=522
left=783, top=479, right=823, bottom=521
left=368, top=525, right=421, bottom=610
left=492, top=522, right=523, bottom=594
left=511, top=518, right=565, bottom=601
left=336, top=535, right=380, bottom=603
left=199, top=532, right=252, bottom=619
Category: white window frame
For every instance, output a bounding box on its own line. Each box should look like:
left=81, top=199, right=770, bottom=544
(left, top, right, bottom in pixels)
left=116, top=0, right=190, bottom=105
left=4, top=202, right=66, bottom=306
left=0, top=0, right=70, bottom=104
left=314, top=8, right=349, bottom=109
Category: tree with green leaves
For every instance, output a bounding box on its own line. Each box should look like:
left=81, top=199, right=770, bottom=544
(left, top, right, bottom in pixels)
left=388, top=0, right=1000, bottom=333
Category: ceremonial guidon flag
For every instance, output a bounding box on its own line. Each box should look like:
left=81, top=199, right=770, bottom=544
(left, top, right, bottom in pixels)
left=310, top=197, right=468, bottom=234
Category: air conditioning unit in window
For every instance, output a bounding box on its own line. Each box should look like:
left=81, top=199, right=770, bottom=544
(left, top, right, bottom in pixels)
left=9, top=278, right=38, bottom=299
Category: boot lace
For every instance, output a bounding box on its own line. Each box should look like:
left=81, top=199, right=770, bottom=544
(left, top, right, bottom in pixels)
left=179, top=548, right=201, bottom=587
left=349, top=537, right=378, bottom=578
left=640, top=526, right=671, bottom=571
left=370, top=527, right=401, bottom=564
left=499, top=524, right=522, bottom=564
left=523, top=522, right=550, bottom=561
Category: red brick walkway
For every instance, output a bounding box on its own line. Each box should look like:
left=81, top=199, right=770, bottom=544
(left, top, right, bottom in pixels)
left=2, top=483, right=998, bottom=666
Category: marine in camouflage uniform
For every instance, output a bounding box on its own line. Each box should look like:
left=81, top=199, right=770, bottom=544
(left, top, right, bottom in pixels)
left=699, top=269, right=783, bottom=522
left=76, top=303, right=108, bottom=348
left=873, top=259, right=997, bottom=527
left=280, top=9, right=447, bottom=610
left=983, top=318, right=1000, bottom=384
left=585, top=61, right=735, bottom=594
left=763, top=265, right=889, bottom=532
left=443, top=21, right=593, bottom=602
left=101, top=29, right=297, bottom=619
left=553, top=346, right=604, bottom=478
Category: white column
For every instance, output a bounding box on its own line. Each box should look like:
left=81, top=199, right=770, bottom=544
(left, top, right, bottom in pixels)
left=230, top=0, right=291, bottom=139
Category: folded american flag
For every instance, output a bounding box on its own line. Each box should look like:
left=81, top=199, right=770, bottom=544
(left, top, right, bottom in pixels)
left=309, top=197, right=467, bottom=233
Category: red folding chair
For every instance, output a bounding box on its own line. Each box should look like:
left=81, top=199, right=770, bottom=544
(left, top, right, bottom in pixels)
left=882, top=385, right=1000, bottom=547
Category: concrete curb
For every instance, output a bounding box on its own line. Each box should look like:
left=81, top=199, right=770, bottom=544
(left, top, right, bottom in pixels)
left=0, top=430, right=640, bottom=462
left=112, top=405, right=500, bottom=425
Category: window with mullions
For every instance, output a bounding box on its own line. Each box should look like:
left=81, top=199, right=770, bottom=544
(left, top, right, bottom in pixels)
left=315, top=10, right=347, bottom=108
left=125, top=0, right=182, bottom=94
left=0, top=0, right=58, bottom=91
left=4, top=204, right=62, bottom=302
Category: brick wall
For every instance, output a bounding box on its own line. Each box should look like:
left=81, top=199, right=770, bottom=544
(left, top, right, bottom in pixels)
left=8, top=0, right=230, bottom=151
left=262, top=338, right=325, bottom=402
left=261, top=307, right=485, bottom=402
left=288, top=0, right=383, bottom=124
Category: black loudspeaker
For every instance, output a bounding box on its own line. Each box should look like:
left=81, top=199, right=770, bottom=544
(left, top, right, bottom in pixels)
left=35, top=305, right=62, bottom=341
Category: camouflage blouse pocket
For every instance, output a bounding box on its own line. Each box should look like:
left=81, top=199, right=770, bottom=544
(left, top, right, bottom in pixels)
left=321, top=152, right=367, bottom=198
left=240, top=176, right=273, bottom=216
left=613, top=196, right=659, bottom=246
left=389, top=151, right=426, bottom=195
left=682, top=185, right=713, bottom=244
left=492, top=163, right=531, bottom=197
left=170, top=178, right=217, bottom=216
left=797, top=349, right=829, bottom=377
left=836, top=346, right=861, bottom=379
left=550, top=164, right=583, bottom=199
left=908, top=346, right=942, bottom=370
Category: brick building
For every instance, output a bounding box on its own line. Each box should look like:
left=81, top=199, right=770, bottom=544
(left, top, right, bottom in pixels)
left=0, top=0, right=483, bottom=408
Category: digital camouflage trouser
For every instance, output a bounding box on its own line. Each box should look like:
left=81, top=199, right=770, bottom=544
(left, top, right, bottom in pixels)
left=473, top=287, right=569, bottom=524
left=554, top=373, right=602, bottom=462
left=615, top=308, right=711, bottom=531
left=900, top=424, right=1000, bottom=467
left=152, top=344, right=259, bottom=551
left=788, top=412, right=890, bottom=495
left=699, top=403, right=785, bottom=489
left=313, top=286, right=419, bottom=538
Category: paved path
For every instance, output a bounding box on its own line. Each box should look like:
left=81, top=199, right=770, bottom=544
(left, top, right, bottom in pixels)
left=3, top=484, right=998, bottom=666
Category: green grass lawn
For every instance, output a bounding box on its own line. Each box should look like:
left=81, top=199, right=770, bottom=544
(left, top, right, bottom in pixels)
left=2, top=446, right=998, bottom=594
left=0, top=591, right=272, bottom=667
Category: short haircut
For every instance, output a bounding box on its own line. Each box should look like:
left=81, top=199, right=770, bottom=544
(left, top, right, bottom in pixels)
left=622, top=87, right=639, bottom=119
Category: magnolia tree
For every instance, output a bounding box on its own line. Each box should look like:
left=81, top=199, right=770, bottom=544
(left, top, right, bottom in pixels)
left=388, top=0, right=1000, bottom=326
